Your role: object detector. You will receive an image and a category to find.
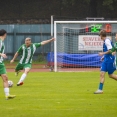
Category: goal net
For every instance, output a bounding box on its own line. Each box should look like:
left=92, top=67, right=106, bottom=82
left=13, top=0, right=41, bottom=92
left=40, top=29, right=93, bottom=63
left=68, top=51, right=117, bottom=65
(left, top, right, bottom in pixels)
left=54, top=21, right=117, bottom=72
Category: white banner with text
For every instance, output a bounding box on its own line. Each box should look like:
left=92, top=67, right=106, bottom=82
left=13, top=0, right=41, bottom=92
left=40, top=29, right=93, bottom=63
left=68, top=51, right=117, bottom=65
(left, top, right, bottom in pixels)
left=78, top=35, right=111, bottom=51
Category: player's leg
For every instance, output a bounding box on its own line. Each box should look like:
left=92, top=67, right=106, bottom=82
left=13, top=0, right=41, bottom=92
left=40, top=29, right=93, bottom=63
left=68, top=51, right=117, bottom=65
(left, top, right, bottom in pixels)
left=1, top=74, right=16, bottom=99
left=15, top=63, right=24, bottom=76
left=1, top=74, right=9, bottom=96
left=0, top=63, right=15, bottom=99
left=109, top=74, right=117, bottom=80
left=17, top=64, right=31, bottom=86
left=94, top=62, right=107, bottom=94
left=17, top=68, right=30, bottom=86
left=94, top=71, right=106, bottom=94
left=107, top=62, right=117, bottom=80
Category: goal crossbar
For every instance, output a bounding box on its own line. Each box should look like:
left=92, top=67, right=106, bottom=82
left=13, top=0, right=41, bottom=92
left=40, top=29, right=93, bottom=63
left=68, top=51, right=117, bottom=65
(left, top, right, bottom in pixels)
left=54, top=21, right=117, bottom=24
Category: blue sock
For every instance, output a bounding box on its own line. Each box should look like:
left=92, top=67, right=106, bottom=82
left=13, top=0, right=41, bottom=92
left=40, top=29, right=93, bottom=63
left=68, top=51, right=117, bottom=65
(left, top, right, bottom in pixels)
left=99, top=83, right=103, bottom=90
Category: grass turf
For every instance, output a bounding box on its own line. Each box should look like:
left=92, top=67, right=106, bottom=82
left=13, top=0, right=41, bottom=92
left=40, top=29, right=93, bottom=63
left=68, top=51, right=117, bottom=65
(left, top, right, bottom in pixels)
left=0, top=72, right=117, bottom=117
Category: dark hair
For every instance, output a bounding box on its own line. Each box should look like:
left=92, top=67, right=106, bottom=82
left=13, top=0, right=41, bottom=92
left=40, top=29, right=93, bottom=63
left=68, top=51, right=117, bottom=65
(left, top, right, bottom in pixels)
left=99, top=30, right=106, bottom=37
left=0, top=29, right=7, bottom=36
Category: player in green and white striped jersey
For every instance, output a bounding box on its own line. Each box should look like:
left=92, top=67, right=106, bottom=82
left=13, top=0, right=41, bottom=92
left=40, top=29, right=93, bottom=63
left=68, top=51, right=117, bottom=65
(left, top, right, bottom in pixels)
left=10, top=37, right=55, bottom=86
left=0, top=29, right=15, bottom=99
left=110, top=33, right=117, bottom=66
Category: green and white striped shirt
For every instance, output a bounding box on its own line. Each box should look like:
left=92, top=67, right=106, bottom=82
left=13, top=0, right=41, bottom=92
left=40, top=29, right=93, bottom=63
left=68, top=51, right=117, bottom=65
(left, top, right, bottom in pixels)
left=17, top=43, right=41, bottom=64
left=0, top=39, right=5, bottom=63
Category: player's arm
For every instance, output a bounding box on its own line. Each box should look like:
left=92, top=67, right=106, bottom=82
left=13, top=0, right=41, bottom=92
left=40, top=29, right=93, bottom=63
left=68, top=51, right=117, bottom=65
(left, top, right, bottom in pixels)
left=99, top=50, right=111, bottom=56
left=0, top=53, right=7, bottom=58
left=41, top=38, right=55, bottom=46
left=99, top=47, right=116, bottom=56
left=110, top=47, right=116, bottom=55
left=99, top=39, right=113, bottom=56
left=10, top=45, right=23, bottom=63
left=10, top=52, right=19, bottom=63
left=100, top=56, right=104, bottom=61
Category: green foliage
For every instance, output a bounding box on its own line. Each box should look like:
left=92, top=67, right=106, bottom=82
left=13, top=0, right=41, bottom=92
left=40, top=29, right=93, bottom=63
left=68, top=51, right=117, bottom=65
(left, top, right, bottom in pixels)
left=103, top=0, right=117, bottom=10
left=0, top=72, right=117, bottom=117
left=89, top=0, right=117, bottom=10
left=63, top=0, right=117, bottom=10
left=62, top=0, right=76, bottom=6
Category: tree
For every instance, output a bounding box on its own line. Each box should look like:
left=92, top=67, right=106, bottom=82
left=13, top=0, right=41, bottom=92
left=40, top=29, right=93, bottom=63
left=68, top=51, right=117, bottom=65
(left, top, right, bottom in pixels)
left=62, top=0, right=117, bottom=17
left=85, top=0, right=117, bottom=10
left=103, top=0, right=117, bottom=10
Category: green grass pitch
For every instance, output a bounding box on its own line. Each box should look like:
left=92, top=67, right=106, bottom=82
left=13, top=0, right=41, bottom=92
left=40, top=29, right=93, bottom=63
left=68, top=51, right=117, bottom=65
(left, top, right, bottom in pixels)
left=0, top=72, right=117, bottom=117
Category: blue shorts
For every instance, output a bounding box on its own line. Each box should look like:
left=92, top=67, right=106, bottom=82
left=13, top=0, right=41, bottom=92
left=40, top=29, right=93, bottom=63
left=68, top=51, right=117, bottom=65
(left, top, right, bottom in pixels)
left=100, top=62, right=116, bottom=74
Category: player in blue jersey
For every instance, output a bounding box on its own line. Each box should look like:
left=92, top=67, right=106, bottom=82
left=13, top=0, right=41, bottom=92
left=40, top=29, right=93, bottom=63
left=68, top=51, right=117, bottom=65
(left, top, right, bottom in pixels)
left=94, top=30, right=117, bottom=94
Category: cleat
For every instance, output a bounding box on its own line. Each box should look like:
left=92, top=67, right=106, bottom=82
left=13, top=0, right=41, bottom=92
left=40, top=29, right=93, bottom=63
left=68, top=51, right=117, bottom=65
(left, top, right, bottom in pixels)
left=94, top=89, right=103, bottom=94
left=15, top=71, right=20, bottom=76
left=6, top=95, right=16, bottom=100
left=17, top=82, right=23, bottom=86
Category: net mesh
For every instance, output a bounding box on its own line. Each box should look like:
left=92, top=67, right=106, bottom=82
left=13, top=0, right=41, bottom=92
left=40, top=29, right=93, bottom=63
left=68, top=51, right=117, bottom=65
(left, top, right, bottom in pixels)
left=54, top=22, right=117, bottom=72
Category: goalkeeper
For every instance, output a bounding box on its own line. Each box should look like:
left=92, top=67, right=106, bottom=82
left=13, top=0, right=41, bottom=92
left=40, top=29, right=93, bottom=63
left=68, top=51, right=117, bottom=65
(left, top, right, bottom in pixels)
left=10, top=37, right=55, bottom=86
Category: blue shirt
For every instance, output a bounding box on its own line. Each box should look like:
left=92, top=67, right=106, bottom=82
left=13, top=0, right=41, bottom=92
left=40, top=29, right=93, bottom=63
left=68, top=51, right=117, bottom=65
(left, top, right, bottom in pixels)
left=103, top=38, right=115, bottom=63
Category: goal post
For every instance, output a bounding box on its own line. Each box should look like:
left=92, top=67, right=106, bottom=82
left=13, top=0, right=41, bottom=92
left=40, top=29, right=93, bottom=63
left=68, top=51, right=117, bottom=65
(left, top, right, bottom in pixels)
left=54, top=21, right=117, bottom=72
left=54, top=21, right=57, bottom=72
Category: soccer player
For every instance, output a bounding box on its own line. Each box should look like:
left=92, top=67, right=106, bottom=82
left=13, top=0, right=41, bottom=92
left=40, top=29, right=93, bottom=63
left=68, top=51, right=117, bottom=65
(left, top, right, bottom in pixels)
left=110, top=33, right=117, bottom=61
left=94, top=30, right=117, bottom=94
left=0, top=29, right=15, bottom=99
left=10, top=37, right=55, bottom=86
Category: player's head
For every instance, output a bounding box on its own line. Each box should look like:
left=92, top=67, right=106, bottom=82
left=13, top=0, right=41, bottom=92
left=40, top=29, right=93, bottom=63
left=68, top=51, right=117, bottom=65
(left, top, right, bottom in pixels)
left=0, top=29, right=7, bottom=40
left=115, top=33, right=117, bottom=41
left=99, top=30, right=106, bottom=40
left=25, top=37, right=32, bottom=46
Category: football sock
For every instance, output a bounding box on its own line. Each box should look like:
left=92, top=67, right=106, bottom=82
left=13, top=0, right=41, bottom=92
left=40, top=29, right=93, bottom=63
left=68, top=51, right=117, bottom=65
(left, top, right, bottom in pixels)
left=4, top=88, right=9, bottom=96
left=18, top=73, right=27, bottom=83
left=99, top=83, right=103, bottom=90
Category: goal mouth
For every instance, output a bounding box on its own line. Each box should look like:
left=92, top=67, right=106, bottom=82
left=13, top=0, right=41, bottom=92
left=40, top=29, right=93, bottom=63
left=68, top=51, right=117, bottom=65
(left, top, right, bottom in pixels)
left=53, top=21, right=117, bottom=72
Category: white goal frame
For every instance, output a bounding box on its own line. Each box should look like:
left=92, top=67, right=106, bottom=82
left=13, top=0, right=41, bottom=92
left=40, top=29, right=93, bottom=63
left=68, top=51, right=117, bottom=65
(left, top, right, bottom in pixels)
left=54, top=21, right=117, bottom=72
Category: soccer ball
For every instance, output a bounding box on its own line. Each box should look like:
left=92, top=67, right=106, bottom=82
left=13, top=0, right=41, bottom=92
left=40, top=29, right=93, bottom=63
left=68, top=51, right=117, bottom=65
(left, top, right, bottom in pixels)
left=8, top=80, right=13, bottom=87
